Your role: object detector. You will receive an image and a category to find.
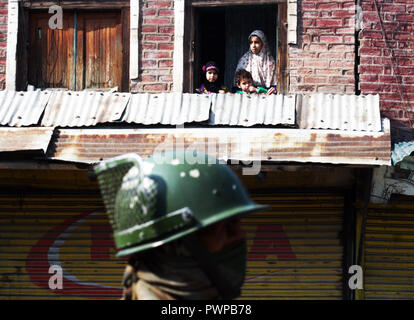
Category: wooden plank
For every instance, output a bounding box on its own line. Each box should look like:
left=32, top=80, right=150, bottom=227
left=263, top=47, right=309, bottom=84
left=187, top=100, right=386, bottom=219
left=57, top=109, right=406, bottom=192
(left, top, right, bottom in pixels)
left=121, top=7, right=130, bottom=92
left=277, top=2, right=288, bottom=94
left=192, top=0, right=286, bottom=6
left=24, top=2, right=130, bottom=9
left=84, top=12, right=122, bottom=89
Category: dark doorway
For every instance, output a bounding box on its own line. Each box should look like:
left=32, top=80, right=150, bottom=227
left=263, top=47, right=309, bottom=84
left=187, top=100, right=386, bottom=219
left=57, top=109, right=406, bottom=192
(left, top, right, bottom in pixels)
left=194, top=5, right=278, bottom=91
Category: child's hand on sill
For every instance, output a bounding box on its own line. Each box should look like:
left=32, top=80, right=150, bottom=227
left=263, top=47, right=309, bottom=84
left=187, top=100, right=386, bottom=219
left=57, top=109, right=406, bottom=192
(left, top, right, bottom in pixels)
left=267, top=87, right=277, bottom=95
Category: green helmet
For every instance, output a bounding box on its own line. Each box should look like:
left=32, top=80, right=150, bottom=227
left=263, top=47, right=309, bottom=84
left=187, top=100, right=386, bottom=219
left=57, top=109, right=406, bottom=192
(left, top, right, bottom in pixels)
left=94, top=150, right=267, bottom=257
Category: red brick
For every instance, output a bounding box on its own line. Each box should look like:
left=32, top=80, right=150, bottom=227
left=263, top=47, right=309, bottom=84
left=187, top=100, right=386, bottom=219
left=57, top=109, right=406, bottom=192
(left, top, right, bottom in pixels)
left=394, top=33, right=413, bottom=41
left=331, top=10, right=355, bottom=18
left=146, top=1, right=172, bottom=9
left=304, top=76, right=327, bottom=84
left=382, top=4, right=407, bottom=12
left=144, top=18, right=171, bottom=25
left=358, top=65, right=383, bottom=74
left=330, top=60, right=354, bottom=68
left=396, top=14, right=414, bottom=22
left=142, top=60, right=157, bottom=68
left=158, top=43, right=174, bottom=50
left=143, top=84, right=168, bottom=92
left=361, top=31, right=383, bottom=39
left=303, top=59, right=329, bottom=68
left=159, top=75, right=173, bottom=82
left=343, top=2, right=355, bottom=9
left=159, top=26, right=174, bottom=34
left=142, top=69, right=171, bottom=76
left=359, top=47, right=382, bottom=56
left=159, top=9, right=174, bottom=16
left=381, top=93, right=404, bottom=101
left=315, top=69, right=342, bottom=75
left=327, top=44, right=353, bottom=52
left=319, top=35, right=343, bottom=43
left=142, top=26, right=157, bottom=33
left=318, top=52, right=344, bottom=59
left=317, top=3, right=339, bottom=10
left=360, top=83, right=391, bottom=92
left=308, top=44, right=328, bottom=52
left=335, top=27, right=355, bottom=35
left=360, top=74, right=379, bottom=82
left=329, top=76, right=354, bottom=84
left=297, top=68, right=314, bottom=75
left=142, top=43, right=157, bottom=50
left=142, top=8, right=157, bottom=16
left=398, top=68, right=414, bottom=75
left=144, top=51, right=170, bottom=59
left=159, top=60, right=173, bottom=68
left=145, top=35, right=170, bottom=42
left=141, top=75, right=157, bottom=82
left=316, top=19, right=343, bottom=27
left=303, top=19, right=315, bottom=27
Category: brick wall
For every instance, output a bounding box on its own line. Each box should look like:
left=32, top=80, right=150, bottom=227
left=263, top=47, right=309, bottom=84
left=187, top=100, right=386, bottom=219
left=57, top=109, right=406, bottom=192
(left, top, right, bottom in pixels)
left=0, top=0, right=7, bottom=90
left=359, top=0, right=414, bottom=127
left=289, top=0, right=356, bottom=94
left=131, top=0, right=174, bottom=93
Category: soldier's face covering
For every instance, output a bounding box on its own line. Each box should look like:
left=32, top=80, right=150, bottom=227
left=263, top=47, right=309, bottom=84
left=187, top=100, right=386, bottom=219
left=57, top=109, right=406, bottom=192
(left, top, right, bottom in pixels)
left=125, top=237, right=247, bottom=300
left=209, top=239, right=247, bottom=298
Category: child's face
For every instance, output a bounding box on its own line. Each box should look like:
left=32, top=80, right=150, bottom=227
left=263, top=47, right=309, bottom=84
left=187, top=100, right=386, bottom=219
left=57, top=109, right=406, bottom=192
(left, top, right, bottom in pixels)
left=206, top=70, right=218, bottom=83
left=237, top=77, right=253, bottom=92
left=249, top=36, right=263, bottom=55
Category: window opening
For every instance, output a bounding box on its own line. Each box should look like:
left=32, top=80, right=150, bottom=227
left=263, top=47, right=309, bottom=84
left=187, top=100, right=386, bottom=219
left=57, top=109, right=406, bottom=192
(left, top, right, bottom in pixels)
left=193, top=4, right=278, bottom=92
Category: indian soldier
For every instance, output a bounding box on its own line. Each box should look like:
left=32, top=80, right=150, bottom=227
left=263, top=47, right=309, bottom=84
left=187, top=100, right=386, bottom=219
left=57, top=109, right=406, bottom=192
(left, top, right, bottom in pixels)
left=94, top=150, right=268, bottom=300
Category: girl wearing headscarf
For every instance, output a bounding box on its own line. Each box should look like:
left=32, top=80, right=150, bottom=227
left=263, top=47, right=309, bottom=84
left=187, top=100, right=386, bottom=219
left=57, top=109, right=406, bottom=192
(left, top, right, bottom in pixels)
left=235, top=30, right=277, bottom=95
left=198, top=61, right=227, bottom=94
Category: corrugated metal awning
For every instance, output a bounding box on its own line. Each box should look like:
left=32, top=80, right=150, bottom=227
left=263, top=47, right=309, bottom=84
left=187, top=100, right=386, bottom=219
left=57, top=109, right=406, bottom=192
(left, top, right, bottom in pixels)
left=209, top=94, right=296, bottom=127
left=0, top=90, right=51, bottom=127
left=46, top=121, right=391, bottom=165
left=0, top=91, right=382, bottom=130
left=297, top=94, right=381, bottom=132
left=0, top=127, right=54, bottom=153
left=41, top=91, right=131, bottom=127
left=123, top=93, right=212, bottom=125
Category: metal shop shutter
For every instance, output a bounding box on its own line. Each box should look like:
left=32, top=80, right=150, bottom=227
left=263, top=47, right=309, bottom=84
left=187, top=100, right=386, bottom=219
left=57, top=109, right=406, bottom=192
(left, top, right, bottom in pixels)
left=363, top=203, right=414, bottom=299
left=0, top=191, right=123, bottom=300
left=241, top=192, right=345, bottom=300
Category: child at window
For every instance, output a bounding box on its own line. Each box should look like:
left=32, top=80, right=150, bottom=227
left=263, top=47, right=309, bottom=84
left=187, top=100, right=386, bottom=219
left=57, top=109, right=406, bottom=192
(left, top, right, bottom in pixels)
left=235, top=69, right=268, bottom=94
left=198, top=61, right=227, bottom=94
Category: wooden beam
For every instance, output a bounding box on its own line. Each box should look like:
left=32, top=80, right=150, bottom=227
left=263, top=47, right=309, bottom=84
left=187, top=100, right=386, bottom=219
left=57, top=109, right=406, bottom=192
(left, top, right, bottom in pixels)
left=0, top=161, right=91, bottom=170
left=23, top=1, right=130, bottom=9
left=191, top=0, right=285, bottom=7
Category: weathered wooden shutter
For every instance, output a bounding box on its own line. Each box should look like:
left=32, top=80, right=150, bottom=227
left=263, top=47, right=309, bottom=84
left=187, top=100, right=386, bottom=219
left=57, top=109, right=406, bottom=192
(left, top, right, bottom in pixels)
left=84, top=13, right=123, bottom=90
left=28, top=12, right=77, bottom=89
left=241, top=192, right=345, bottom=299
left=28, top=11, right=123, bottom=91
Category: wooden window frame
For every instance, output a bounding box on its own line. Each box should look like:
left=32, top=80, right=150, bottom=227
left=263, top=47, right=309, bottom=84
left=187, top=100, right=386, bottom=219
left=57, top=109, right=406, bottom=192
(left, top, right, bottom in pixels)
left=13, top=0, right=135, bottom=92
left=174, top=0, right=293, bottom=94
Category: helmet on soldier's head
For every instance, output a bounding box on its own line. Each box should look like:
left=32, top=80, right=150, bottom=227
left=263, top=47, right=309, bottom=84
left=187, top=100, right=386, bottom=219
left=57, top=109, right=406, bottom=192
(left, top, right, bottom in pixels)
left=94, top=150, right=268, bottom=257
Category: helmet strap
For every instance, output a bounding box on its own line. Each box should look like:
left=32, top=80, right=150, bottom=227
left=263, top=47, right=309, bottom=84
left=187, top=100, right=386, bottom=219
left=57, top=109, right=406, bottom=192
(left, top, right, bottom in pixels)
left=182, top=234, right=241, bottom=300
